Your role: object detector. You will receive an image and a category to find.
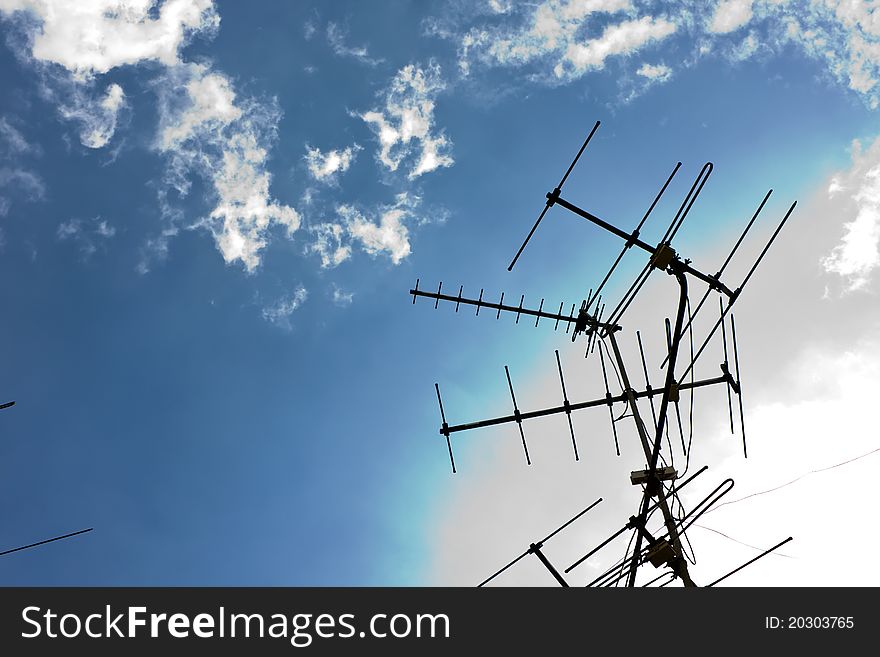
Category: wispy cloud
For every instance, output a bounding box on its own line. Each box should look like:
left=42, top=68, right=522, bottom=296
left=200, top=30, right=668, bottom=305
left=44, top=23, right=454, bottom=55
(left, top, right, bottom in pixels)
left=56, top=216, right=115, bottom=259
left=326, top=22, right=383, bottom=66
left=359, top=62, right=454, bottom=179
left=0, top=115, right=44, bottom=217
left=261, top=285, right=308, bottom=330
left=440, top=1, right=880, bottom=108
left=309, top=222, right=352, bottom=269
left=0, top=116, right=37, bottom=156
left=58, top=82, right=127, bottom=149
left=0, top=166, right=45, bottom=216
left=452, top=0, right=671, bottom=80
left=331, top=284, right=354, bottom=307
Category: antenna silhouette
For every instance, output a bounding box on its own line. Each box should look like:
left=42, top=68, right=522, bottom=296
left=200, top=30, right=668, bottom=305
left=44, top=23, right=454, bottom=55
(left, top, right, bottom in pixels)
left=1, top=528, right=93, bottom=557
left=410, top=122, right=795, bottom=587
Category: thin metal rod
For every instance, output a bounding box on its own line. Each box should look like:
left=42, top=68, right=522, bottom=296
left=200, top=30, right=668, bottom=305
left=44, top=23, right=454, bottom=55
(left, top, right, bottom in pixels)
left=677, top=478, right=735, bottom=534
left=435, top=383, right=456, bottom=474
left=566, top=465, right=708, bottom=574
left=636, top=331, right=659, bottom=431
left=731, top=314, right=747, bottom=458
left=665, top=317, right=688, bottom=454
left=586, top=479, right=730, bottom=589
left=628, top=270, right=693, bottom=587
left=478, top=549, right=530, bottom=587
left=679, top=200, right=797, bottom=381
left=478, top=497, right=602, bottom=587
left=505, top=366, right=531, bottom=465
left=658, top=162, right=712, bottom=246
left=559, top=121, right=601, bottom=189
left=584, top=296, right=605, bottom=358
left=598, top=344, right=620, bottom=456
left=666, top=162, right=713, bottom=243
left=566, top=524, right=629, bottom=573
left=508, top=120, right=601, bottom=271
left=555, top=349, right=579, bottom=460
left=721, top=297, right=735, bottom=435
left=541, top=497, right=604, bottom=545
left=1, top=528, right=93, bottom=557
left=603, top=261, right=653, bottom=331
left=588, top=162, right=682, bottom=307
left=707, top=537, right=793, bottom=587
left=554, top=195, right=735, bottom=297
left=660, top=189, right=772, bottom=369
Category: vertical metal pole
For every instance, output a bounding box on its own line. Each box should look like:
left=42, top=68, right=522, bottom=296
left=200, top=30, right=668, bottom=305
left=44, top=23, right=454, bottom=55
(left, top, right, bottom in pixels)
left=606, top=270, right=696, bottom=587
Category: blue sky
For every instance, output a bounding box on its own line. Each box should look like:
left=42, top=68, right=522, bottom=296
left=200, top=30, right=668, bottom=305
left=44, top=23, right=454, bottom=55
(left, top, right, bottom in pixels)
left=1, top=1, right=879, bottom=586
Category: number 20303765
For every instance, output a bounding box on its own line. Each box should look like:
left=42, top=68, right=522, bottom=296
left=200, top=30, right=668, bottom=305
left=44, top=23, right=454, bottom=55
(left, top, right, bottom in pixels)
left=765, top=616, right=854, bottom=629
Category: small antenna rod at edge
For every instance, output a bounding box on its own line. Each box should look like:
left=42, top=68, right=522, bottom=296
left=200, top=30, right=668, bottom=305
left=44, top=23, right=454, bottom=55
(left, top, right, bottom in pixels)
left=508, top=121, right=601, bottom=271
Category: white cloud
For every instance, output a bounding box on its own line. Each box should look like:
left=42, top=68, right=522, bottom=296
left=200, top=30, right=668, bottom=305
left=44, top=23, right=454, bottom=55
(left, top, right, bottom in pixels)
left=0, top=0, right=218, bottom=79
left=359, top=62, right=454, bottom=179
left=1, top=2, right=301, bottom=273
left=262, top=285, right=308, bottom=329
left=345, top=203, right=411, bottom=264
left=636, top=62, right=671, bottom=81
left=156, top=63, right=300, bottom=272
left=708, top=0, right=754, bottom=34
left=821, top=137, right=880, bottom=292
left=484, top=0, right=631, bottom=66
left=304, top=144, right=360, bottom=182
left=444, top=1, right=880, bottom=107
left=738, top=1, right=880, bottom=108
left=309, top=193, right=420, bottom=268
left=555, top=16, right=677, bottom=79
left=158, top=67, right=241, bottom=149
left=455, top=1, right=680, bottom=82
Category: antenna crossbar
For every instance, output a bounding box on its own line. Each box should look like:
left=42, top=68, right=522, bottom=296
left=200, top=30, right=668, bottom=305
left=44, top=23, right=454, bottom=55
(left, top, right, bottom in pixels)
left=411, top=283, right=620, bottom=333
left=440, top=369, right=734, bottom=436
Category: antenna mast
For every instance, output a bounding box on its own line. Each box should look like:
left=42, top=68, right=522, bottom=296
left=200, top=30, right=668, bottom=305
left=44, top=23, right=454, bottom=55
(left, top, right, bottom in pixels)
left=410, top=122, right=794, bottom=586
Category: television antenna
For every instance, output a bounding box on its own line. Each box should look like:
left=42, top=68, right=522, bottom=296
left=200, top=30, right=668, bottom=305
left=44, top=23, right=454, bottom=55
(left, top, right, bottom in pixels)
left=410, top=121, right=795, bottom=586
